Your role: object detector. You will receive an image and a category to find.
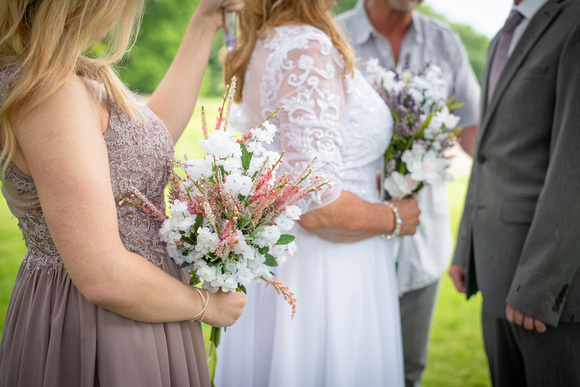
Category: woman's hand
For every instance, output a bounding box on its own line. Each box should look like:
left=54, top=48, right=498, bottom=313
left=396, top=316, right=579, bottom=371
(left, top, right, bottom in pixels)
left=390, top=196, right=421, bottom=236
left=203, top=290, right=247, bottom=328
left=195, top=0, right=245, bottom=33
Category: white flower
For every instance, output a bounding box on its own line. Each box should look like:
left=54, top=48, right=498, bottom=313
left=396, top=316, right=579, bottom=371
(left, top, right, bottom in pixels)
left=287, top=241, right=297, bottom=256
left=407, top=149, right=451, bottom=185
left=437, top=106, right=461, bottom=130
left=199, top=130, right=237, bottom=158
left=252, top=121, right=276, bottom=144
left=175, top=214, right=195, bottom=232
left=183, top=155, right=214, bottom=180
left=224, top=172, right=253, bottom=196
left=246, top=139, right=266, bottom=155
left=222, top=277, right=238, bottom=292
left=274, top=214, right=295, bottom=231
left=284, top=205, right=302, bottom=220
left=222, top=156, right=243, bottom=173
left=195, top=227, right=219, bottom=254
left=383, top=171, right=420, bottom=200
left=160, top=219, right=182, bottom=244
left=408, top=88, right=424, bottom=106
left=235, top=268, right=255, bottom=285
left=254, top=225, right=281, bottom=248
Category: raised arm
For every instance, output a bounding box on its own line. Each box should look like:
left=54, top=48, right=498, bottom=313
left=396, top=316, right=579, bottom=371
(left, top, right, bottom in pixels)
left=147, top=0, right=244, bottom=143
left=12, top=75, right=245, bottom=326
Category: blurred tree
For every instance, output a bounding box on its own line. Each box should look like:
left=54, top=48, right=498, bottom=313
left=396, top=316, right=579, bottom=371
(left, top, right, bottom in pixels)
left=117, top=0, right=488, bottom=96
left=118, top=0, right=227, bottom=96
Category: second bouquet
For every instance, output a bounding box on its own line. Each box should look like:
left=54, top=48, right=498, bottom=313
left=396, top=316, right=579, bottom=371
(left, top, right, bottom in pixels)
left=366, top=57, right=464, bottom=200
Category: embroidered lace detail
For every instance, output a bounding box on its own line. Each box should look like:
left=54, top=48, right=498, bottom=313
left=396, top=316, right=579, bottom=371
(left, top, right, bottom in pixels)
left=1, top=64, right=175, bottom=271
left=240, top=25, right=393, bottom=211
left=105, top=102, right=174, bottom=267
left=4, top=167, right=36, bottom=195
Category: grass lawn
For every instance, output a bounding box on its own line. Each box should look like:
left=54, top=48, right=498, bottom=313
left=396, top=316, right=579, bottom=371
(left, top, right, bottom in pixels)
left=0, top=97, right=491, bottom=386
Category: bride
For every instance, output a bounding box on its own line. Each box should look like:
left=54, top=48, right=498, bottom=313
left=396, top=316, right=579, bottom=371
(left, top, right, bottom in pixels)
left=215, top=0, right=421, bottom=385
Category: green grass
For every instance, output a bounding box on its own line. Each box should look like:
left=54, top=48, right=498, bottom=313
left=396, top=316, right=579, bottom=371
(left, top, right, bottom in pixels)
left=0, top=98, right=491, bottom=386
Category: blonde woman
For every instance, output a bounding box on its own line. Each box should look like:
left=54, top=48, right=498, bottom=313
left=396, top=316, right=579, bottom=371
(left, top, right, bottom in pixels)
left=215, top=0, right=420, bottom=385
left=0, top=0, right=246, bottom=386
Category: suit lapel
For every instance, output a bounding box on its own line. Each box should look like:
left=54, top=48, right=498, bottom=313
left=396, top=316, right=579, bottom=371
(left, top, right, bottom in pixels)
left=477, top=0, right=563, bottom=149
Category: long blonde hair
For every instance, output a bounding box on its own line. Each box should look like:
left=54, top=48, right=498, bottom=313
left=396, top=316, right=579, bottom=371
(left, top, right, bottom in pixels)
left=0, top=0, right=145, bottom=175
left=223, top=0, right=355, bottom=103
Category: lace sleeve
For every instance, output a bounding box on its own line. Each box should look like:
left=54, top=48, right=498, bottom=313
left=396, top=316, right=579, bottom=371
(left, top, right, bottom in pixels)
left=270, top=32, right=345, bottom=212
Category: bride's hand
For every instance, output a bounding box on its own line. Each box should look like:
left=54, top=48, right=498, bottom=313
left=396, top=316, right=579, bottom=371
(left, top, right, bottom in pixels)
left=390, top=196, right=420, bottom=236
left=202, top=290, right=247, bottom=328
left=194, top=0, right=245, bottom=33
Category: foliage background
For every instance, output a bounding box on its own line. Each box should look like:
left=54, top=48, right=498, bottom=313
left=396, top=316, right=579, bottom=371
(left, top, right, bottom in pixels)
left=118, top=0, right=489, bottom=96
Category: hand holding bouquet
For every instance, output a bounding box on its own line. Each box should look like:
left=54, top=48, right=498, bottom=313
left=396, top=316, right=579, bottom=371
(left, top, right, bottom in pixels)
left=366, top=57, right=464, bottom=200
left=121, top=77, right=328, bottom=381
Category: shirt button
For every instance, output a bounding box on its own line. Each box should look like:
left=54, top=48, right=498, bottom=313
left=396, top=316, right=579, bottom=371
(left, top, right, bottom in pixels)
left=477, top=154, right=487, bottom=164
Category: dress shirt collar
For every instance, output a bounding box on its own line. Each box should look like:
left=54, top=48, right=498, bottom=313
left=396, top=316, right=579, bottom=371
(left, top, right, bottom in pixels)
left=513, top=0, right=548, bottom=20
left=349, top=0, right=422, bottom=47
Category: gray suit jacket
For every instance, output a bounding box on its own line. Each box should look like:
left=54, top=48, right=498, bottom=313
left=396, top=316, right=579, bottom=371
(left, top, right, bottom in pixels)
left=453, top=0, right=580, bottom=327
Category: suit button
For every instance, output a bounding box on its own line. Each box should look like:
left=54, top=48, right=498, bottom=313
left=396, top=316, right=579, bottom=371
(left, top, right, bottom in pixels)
left=477, top=154, right=487, bottom=163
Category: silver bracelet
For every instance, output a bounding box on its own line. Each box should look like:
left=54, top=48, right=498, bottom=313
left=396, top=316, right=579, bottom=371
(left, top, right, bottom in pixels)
left=381, top=201, right=402, bottom=240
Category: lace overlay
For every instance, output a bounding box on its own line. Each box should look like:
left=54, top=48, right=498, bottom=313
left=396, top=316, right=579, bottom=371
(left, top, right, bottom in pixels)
left=0, top=66, right=175, bottom=273
left=239, top=25, right=392, bottom=211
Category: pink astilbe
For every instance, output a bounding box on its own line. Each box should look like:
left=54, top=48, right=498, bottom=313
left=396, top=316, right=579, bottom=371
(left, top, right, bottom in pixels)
left=119, top=186, right=168, bottom=222
left=215, top=218, right=240, bottom=261
left=264, top=278, right=297, bottom=320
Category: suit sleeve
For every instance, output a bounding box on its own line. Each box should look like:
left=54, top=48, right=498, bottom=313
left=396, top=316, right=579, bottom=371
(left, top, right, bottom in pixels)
left=505, top=19, right=580, bottom=326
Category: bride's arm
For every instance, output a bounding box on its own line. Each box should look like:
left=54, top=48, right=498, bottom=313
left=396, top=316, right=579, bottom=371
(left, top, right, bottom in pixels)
left=299, top=191, right=419, bottom=243
left=271, top=34, right=420, bottom=243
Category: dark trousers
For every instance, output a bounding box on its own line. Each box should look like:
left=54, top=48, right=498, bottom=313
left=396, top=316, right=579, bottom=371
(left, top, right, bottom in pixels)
left=481, top=306, right=580, bottom=387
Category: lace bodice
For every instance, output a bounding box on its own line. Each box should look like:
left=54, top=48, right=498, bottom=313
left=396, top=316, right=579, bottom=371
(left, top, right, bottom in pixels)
left=237, top=25, right=392, bottom=210
left=0, top=66, right=174, bottom=273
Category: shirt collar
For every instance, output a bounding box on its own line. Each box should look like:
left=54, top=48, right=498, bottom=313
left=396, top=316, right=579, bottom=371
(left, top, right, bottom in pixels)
left=513, top=0, right=548, bottom=19
left=349, top=0, right=422, bottom=46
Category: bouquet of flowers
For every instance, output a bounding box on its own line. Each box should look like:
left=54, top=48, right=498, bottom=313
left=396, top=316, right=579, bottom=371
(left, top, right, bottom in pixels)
left=366, top=57, right=464, bottom=200
left=121, top=77, right=328, bottom=381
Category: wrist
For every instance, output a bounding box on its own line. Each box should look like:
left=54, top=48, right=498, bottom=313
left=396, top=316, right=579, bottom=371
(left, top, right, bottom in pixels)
left=381, top=201, right=401, bottom=240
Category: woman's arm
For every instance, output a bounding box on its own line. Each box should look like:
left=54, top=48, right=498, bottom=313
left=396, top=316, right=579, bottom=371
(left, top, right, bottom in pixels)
left=299, top=191, right=420, bottom=243
left=13, top=75, right=245, bottom=326
left=147, top=0, right=244, bottom=143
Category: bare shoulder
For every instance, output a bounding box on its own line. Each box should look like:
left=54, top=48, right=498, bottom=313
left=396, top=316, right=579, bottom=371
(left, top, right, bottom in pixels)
left=13, top=74, right=106, bottom=174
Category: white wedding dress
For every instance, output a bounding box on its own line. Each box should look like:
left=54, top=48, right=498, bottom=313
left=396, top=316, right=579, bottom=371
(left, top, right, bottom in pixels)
left=215, top=25, right=404, bottom=387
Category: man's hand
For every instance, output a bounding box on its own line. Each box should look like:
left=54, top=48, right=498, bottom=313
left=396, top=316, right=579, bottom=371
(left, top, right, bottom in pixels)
left=505, top=304, right=547, bottom=333
left=449, top=264, right=466, bottom=293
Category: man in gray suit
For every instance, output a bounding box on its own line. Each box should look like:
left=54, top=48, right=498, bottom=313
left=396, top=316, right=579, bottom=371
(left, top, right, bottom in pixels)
left=450, top=0, right=580, bottom=385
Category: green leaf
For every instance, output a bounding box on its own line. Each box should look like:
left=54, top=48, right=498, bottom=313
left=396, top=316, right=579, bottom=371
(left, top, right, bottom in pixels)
left=182, top=235, right=196, bottom=245
left=276, top=234, right=295, bottom=245
left=258, top=246, right=269, bottom=255
left=240, top=143, right=253, bottom=170
left=264, top=254, right=278, bottom=267
left=193, top=213, right=204, bottom=233
left=237, top=284, right=247, bottom=294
